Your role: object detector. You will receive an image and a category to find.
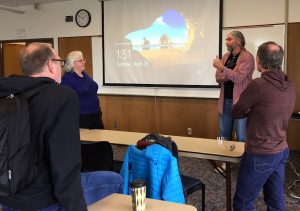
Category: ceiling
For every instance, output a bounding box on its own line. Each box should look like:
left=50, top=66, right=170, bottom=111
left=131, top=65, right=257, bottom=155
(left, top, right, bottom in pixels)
left=0, top=0, right=71, bottom=7
left=0, top=0, right=73, bottom=14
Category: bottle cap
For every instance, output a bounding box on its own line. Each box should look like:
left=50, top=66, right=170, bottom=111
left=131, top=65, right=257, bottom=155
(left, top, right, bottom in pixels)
left=130, top=179, right=146, bottom=188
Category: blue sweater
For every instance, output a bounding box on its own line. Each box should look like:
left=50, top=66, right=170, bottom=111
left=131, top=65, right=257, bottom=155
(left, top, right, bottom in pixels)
left=120, top=144, right=185, bottom=204
left=61, top=71, right=99, bottom=114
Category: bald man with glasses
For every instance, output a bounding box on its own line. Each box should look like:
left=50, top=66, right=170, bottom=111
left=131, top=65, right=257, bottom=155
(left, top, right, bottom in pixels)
left=0, top=43, right=122, bottom=211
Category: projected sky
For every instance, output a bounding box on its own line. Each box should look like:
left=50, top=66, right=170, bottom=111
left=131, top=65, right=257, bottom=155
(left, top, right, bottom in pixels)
left=126, top=10, right=188, bottom=51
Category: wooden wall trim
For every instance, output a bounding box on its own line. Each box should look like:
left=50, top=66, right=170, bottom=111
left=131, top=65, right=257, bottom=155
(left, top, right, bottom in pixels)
left=100, top=95, right=219, bottom=139
left=100, top=94, right=300, bottom=150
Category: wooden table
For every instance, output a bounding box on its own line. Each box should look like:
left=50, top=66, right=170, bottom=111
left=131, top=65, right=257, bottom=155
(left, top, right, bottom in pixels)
left=88, top=193, right=197, bottom=211
left=80, top=129, right=245, bottom=211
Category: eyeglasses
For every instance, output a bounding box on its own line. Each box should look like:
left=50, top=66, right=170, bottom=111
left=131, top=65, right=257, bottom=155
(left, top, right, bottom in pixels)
left=74, top=58, right=86, bottom=63
left=51, top=59, right=65, bottom=68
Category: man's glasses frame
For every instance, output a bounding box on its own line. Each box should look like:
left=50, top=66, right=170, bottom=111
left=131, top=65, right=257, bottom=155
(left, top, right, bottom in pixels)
left=51, top=59, right=65, bottom=68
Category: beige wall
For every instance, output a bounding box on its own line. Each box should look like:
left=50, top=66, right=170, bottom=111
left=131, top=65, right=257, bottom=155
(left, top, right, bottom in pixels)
left=223, top=0, right=285, bottom=27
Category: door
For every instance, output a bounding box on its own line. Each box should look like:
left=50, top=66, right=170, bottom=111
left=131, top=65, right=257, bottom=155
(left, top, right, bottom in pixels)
left=0, top=39, right=53, bottom=77
left=58, top=36, right=93, bottom=77
left=3, top=43, right=26, bottom=77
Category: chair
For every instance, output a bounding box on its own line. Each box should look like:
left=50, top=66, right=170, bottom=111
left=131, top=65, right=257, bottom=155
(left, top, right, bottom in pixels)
left=81, top=141, right=206, bottom=208
left=118, top=143, right=205, bottom=210
left=287, top=160, right=300, bottom=199
left=80, top=141, right=114, bottom=172
left=117, top=164, right=205, bottom=209
left=135, top=133, right=205, bottom=209
left=116, top=156, right=205, bottom=210
left=112, top=160, right=123, bottom=173
left=120, top=144, right=185, bottom=203
left=181, top=174, right=205, bottom=211
left=80, top=140, right=124, bottom=173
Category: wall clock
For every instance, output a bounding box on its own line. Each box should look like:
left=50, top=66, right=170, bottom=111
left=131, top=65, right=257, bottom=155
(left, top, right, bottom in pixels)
left=75, top=9, right=91, bottom=27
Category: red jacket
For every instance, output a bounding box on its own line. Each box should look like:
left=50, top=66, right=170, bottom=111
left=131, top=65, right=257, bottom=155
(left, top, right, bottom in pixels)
left=216, top=49, right=255, bottom=113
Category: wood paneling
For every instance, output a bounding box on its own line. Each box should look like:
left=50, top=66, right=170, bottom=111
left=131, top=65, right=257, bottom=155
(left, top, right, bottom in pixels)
left=159, top=98, right=218, bottom=138
left=100, top=95, right=157, bottom=133
left=287, top=23, right=300, bottom=110
left=0, top=38, right=53, bottom=77
left=100, top=94, right=300, bottom=149
left=287, top=120, right=300, bottom=150
left=99, top=95, right=219, bottom=139
left=3, top=43, right=25, bottom=76
left=58, top=37, right=93, bottom=77
left=286, top=23, right=300, bottom=150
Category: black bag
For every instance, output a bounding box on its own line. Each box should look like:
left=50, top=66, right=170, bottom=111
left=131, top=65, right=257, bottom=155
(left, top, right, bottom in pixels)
left=0, top=92, right=37, bottom=197
left=137, top=134, right=179, bottom=159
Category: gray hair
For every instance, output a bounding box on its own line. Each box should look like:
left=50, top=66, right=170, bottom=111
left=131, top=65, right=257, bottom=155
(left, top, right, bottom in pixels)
left=19, top=42, right=54, bottom=75
left=257, top=41, right=284, bottom=70
left=63, top=51, right=83, bottom=72
left=231, top=31, right=246, bottom=48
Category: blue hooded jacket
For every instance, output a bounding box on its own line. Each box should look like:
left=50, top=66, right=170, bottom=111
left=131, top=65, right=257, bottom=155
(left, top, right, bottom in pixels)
left=120, top=144, right=185, bottom=203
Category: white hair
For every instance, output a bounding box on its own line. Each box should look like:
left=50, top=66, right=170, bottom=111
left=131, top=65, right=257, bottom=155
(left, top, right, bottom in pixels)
left=63, top=51, right=83, bottom=72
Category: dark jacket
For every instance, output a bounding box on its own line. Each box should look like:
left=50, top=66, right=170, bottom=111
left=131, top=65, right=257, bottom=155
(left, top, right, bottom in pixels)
left=0, top=76, right=87, bottom=211
left=232, top=70, right=296, bottom=154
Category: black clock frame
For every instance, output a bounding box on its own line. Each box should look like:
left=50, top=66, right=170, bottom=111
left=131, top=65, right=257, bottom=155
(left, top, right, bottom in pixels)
left=75, top=9, right=91, bottom=27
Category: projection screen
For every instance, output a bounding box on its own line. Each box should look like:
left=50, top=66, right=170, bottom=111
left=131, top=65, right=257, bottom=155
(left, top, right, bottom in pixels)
left=102, top=0, right=222, bottom=87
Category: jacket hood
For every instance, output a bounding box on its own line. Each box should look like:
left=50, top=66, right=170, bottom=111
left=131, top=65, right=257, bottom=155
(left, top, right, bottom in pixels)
left=0, top=75, right=55, bottom=98
left=261, top=70, right=290, bottom=91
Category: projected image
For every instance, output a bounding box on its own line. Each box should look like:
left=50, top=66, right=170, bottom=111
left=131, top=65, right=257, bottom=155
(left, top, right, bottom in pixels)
left=127, top=10, right=188, bottom=51
left=116, top=10, right=188, bottom=69
left=115, top=9, right=205, bottom=72
left=104, top=0, right=221, bottom=86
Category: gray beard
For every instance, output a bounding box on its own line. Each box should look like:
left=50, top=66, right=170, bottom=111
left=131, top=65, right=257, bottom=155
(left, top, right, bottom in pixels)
left=227, top=46, right=234, bottom=52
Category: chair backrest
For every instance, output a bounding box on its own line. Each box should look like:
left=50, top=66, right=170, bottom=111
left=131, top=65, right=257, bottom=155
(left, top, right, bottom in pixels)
left=80, top=141, right=113, bottom=172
